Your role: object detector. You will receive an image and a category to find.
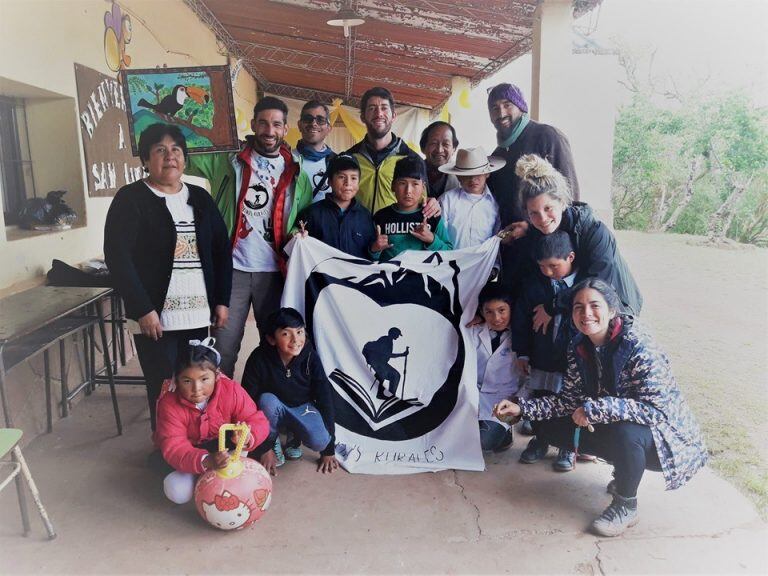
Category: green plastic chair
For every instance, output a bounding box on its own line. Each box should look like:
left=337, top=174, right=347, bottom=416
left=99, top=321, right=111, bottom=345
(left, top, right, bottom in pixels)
left=0, top=429, right=56, bottom=539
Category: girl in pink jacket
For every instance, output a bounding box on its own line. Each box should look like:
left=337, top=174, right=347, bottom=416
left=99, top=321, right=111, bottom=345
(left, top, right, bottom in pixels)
left=153, top=338, right=271, bottom=504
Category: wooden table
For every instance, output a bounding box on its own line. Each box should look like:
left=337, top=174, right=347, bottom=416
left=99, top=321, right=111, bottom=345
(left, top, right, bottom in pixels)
left=0, top=286, right=122, bottom=433
left=0, top=286, right=123, bottom=536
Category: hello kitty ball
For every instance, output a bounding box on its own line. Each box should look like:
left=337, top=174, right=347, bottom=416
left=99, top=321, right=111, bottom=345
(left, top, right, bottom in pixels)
left=194, top=457, right=272, bottom=531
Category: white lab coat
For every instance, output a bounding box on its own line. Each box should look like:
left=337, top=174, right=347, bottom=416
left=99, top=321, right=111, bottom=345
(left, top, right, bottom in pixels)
left=473, top=325, right=528, bottom=429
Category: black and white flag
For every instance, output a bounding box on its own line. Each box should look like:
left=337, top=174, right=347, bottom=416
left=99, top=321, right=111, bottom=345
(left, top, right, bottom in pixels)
left=282, top=236, right=500, bottom=474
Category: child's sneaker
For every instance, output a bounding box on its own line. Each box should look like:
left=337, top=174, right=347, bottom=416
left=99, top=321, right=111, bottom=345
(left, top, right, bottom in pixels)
left=272, top=438, right=286, bottom=467
left=519, top=437, right=549, bottom=463
left=590, top=494, right=639, bottom=537
left=284, top=444, right=303, bottom=460
left=284, top=434, right=303, bottom=460
left=553, top=448, right=575, bottom=472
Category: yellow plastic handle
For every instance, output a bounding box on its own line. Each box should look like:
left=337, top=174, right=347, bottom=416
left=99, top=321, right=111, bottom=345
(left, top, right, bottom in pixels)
left=215, top=423, right=251, bottom=479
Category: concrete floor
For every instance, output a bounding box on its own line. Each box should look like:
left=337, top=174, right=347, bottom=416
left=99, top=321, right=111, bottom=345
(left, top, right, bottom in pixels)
left=2, top=322, right=766, bottom=575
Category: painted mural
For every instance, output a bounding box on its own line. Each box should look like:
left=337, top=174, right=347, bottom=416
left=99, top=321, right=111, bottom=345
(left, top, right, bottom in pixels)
left=120, top=65, right=239, bottom=155
left=104, top=2, right=132, bottom=72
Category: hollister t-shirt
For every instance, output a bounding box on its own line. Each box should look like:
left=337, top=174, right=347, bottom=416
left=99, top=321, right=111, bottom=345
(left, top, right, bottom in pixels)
left=232, top=151, right=286, bottom=272
left=372, top=205, right=449, bottom=261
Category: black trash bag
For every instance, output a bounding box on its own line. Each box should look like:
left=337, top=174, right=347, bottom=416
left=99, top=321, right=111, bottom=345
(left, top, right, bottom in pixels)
left=17, top=190, right=77, bottom=229
left=46, top=259, right=111, bottom=288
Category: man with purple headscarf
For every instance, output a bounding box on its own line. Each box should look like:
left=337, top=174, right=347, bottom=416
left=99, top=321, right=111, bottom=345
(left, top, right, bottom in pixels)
left=485, top=83, right=580, bottom=292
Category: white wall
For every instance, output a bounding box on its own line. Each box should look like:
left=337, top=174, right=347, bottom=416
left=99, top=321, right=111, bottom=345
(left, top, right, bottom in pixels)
left=0, top=0, right=258, bottom=440
left=0, top=0, right=257, bottom=293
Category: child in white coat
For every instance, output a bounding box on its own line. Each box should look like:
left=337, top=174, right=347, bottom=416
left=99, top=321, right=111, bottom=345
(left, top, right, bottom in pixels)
left=472, top=283, right=529, bottom=452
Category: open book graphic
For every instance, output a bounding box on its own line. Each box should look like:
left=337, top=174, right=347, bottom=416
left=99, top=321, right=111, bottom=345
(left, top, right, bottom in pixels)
left=329, top=368, right=423, bottom=423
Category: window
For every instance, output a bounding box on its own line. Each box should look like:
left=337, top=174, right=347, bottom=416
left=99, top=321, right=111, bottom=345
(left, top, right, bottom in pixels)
left=0, top=96, right=36, bottom=225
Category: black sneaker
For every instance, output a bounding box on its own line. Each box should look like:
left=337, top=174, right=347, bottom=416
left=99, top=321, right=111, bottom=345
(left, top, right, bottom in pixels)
left=519, top=437, right=549, bottom=463
left=591, top=494, right=639, bottom=537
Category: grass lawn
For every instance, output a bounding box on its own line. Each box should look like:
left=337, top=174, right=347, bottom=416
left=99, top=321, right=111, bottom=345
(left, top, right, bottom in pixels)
left=617, top=230, right=768, bottom=516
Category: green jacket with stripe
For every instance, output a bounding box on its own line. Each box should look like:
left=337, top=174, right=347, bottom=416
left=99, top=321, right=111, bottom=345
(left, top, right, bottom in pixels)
left=346, top=134, right=422, bottom=215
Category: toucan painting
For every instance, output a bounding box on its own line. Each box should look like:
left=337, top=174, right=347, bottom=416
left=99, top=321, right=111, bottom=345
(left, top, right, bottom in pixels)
left=121, top=65, right=239, bottom=155
left=137, top=85, right=209, bottom=117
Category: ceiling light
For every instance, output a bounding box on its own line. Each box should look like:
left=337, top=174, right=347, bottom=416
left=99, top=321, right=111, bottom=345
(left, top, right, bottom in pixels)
left=327, top=7, right=365, bottom=38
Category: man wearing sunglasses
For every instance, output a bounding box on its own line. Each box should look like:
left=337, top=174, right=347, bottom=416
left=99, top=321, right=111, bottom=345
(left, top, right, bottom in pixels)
left=296, top=100, right=336, bottom=203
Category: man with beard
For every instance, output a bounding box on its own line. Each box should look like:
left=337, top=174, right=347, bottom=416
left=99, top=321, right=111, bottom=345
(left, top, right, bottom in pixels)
left=296, top=100, right=336, bottom=203
left=187, top=96, right=312, bottom=376
left=486, top=83, right=579, bottom=292
left=419, top=121, right=460, bottom=198
left=346, top=87, right=440, bottom=218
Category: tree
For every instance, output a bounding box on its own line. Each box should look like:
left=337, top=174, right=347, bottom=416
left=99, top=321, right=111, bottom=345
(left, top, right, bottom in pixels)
left=704, top=95, right=768, bottom=243
left=611, top=47, right=768, bottom=245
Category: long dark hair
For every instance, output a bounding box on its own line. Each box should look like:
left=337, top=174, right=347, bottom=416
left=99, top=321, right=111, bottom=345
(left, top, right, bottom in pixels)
left=571, top=278, right=624, bottom=334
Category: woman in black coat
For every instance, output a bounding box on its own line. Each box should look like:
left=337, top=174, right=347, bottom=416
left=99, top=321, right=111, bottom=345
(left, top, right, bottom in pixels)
left=104, top=123, right=232, bottom=429
left=514, top=153, right=642, bottom=336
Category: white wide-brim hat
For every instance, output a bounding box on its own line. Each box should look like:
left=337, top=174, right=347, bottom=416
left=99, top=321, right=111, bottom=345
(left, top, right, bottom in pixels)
left=438, top=146, right=506, bottom=176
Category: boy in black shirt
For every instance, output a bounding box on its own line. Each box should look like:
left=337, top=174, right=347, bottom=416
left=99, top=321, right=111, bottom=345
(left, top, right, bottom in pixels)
left=242, top=308, right=338, bottom=475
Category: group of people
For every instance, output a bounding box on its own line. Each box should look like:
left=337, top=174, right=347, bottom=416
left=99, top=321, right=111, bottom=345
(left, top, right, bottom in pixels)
left=103, top=83, right=707, bottom=538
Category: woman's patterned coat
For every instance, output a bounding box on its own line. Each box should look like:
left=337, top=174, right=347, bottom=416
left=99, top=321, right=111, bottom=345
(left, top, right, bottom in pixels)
left=519, top=320, right=708, bottom=490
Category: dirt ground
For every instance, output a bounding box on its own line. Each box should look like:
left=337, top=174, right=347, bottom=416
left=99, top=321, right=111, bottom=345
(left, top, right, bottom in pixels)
left=616, top=230, right=768, bottom=514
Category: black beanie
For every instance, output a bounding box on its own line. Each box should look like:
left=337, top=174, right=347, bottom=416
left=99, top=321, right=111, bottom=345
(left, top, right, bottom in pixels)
left=393, top=155, right=427, bottom=182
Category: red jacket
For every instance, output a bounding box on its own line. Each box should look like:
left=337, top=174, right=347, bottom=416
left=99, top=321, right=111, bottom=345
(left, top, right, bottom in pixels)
left=153, top=374, right=270, bottom=474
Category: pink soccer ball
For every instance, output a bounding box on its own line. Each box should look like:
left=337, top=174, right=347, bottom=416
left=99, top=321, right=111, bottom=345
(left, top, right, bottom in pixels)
left=193, top=457, right=273, bottom=531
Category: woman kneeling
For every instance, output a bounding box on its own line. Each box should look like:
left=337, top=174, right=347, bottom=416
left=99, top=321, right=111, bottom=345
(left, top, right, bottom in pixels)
left=495, top=278, right=707, bottom=537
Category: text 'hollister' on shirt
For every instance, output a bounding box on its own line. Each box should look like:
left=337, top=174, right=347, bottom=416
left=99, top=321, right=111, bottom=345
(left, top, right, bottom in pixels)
left=233, top=150, right=288, bottom=272
left=375, top=207, right=440, bottom=236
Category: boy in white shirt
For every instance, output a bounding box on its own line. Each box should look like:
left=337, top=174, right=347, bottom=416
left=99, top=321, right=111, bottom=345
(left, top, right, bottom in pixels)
left=472, top=282, right=529, bottom=452
left=437, top=147, right=504, bottom=249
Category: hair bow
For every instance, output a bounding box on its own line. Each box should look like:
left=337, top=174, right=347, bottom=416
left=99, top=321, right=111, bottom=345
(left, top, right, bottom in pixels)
left=189, top=336, right=222, bottom=367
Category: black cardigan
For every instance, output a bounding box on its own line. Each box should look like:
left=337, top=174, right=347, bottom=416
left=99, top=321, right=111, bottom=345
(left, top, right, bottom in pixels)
left=104, top=179, right=232, bottom=321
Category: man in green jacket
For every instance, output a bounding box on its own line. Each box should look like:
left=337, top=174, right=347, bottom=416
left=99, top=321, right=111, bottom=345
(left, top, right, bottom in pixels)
left=187, top=96, right=312, bottom=376
left=345, top=86, right=440, bottom=219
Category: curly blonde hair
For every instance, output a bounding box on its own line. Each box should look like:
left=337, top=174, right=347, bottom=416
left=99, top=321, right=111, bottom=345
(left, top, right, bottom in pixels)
left=515, top=154, right=572, bottom=212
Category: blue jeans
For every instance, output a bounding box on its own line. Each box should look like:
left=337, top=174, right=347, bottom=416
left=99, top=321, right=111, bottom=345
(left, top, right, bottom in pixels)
left=479, top=420, right=508, bottom=451
left=258, top=393, right=332, bottom=452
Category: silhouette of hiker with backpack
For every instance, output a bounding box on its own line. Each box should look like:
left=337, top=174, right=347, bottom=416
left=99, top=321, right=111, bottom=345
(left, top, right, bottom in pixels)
left=362, top=328, right=409, bottom=400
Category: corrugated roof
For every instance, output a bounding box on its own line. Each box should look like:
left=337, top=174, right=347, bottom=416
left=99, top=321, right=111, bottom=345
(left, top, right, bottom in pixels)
left=185, top=0, right=601, bottom=110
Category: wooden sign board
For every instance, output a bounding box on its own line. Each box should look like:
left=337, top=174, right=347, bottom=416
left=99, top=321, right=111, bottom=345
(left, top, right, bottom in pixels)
left=74, top=63, right=144, bottom=197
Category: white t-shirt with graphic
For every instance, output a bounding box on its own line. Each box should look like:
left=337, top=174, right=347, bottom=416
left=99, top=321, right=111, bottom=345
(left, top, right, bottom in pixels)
left=232, top=150, right=288, bottom=272
left=146, top=182, right=210, bottom=331
left=302, top=156, right=331, bottom=203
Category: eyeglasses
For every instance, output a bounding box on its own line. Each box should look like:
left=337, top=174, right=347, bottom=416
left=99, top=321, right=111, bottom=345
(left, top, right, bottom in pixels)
left=300, top=114, right=328, bottom=126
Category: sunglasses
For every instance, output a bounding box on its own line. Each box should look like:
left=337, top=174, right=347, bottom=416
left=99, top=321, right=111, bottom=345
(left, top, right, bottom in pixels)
left=300, top=114, right=328, bottom=126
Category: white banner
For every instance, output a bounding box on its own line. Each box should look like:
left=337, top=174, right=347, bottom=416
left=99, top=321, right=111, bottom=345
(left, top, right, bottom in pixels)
left=282, top=236, right=500, bottom=474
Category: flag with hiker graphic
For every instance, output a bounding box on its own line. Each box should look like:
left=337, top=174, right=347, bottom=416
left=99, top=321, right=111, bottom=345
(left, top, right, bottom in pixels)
left=282, top=236, right=500, bottom=474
